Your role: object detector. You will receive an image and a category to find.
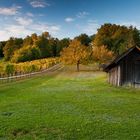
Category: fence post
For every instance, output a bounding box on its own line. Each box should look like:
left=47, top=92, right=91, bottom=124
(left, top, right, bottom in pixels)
left=3, top=74, right=4, bottom=83
left=0, top=74, right=1, bottom=84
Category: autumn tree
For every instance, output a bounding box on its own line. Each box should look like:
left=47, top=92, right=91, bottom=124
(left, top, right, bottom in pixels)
left=23, top=35, right=33, bottom=47
left=49, top=38, right=59, bottom=57
left=34, top=32, right=52, bottom=58
left=3, top=37, right=23, bottom=61
left=75, top=33, right=92, bottom=46
left=61, top=39, right=90, bottom=71
left=93, top=23, right=140, bottom=55
left=0, top=41, right=6, bottom=58
left=93, top=45, right=114, bottom=65
left=57, top=38, right=70, bottom=56
left=11, top=45, right=41, bottom=63
left=31, top=33, right=38, bottom=42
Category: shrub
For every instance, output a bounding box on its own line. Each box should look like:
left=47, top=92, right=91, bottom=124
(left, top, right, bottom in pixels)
left=4, top=64, right=15, bottom=75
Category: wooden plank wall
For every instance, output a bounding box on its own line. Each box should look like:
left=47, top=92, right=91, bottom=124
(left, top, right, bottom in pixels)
left=109, top=66, right=120, bottom=86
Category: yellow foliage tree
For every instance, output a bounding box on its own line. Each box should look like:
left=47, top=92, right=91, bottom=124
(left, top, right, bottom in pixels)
left=93, top=45, right=114, bottom=64
left=60, top=39, right=90, bottom=71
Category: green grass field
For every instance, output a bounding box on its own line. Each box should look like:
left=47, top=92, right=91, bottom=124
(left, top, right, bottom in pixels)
left=0, top=66, right=140, bottom=140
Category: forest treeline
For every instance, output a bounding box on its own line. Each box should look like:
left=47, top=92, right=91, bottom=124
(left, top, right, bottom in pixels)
left=0, top=23, right=140, bottom=64
left=0, top=32, right=70, bottom=62
left=0, top=32, right=93, bottom=63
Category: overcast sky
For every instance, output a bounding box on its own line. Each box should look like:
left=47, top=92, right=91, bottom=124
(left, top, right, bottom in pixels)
left=0, top=0, right=140, bottom=41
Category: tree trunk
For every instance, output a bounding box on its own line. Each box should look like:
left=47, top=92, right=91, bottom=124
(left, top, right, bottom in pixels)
left=77, top=61, right=80, bottom=72
left=99, top=63, right=101, bottom=71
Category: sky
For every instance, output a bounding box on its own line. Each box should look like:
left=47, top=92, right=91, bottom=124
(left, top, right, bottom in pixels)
left=0, top=0, right=140, bottom=41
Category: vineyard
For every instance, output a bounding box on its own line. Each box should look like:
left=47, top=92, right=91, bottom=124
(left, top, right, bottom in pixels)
left=0, top=57, right=60, bottom=77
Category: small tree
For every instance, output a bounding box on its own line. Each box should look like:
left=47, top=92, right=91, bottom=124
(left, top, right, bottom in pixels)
left=61, top=39, right=90, bottom=71
left=93, top=45, right=114, bottom=65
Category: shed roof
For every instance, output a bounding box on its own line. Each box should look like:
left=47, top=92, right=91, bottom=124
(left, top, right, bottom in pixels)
left=104, top=46, right=140, bottom=72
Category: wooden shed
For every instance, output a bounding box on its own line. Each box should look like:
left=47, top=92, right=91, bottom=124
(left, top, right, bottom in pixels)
left=104, top=46, right=140, bottom=87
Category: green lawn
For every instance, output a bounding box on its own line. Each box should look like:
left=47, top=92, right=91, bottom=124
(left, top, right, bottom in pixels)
left=0, top=66, right=140, bottom=140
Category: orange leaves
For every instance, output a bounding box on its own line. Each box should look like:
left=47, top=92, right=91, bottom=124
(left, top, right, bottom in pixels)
left=60, top=39, right=90, bottom=65
left=93, top=45, right=114, bottom=64
left=60, top=39, right=114, bottom=69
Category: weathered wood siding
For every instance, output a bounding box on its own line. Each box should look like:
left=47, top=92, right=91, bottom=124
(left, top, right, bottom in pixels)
left=108, top=66, right=120, bottom=86
left=108, top=48, right=140, bottom=87
left=120, top=50, right=140, bottom=87
left=134, top=60, right=140, bottom=87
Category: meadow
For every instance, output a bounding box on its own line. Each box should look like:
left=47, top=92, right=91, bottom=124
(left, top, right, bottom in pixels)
left=0, top=65, right=140, bottom=140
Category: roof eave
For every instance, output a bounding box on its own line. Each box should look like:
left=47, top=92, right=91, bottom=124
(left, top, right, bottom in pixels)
left=103, top=46, right=140, bottom=72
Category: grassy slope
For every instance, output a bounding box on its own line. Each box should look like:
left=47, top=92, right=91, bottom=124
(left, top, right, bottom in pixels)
left=0, top=66, right=140, bottom=140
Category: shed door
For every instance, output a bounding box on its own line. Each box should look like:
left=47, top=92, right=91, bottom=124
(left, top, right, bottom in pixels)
left=134, top=61, right=140, bottom=84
